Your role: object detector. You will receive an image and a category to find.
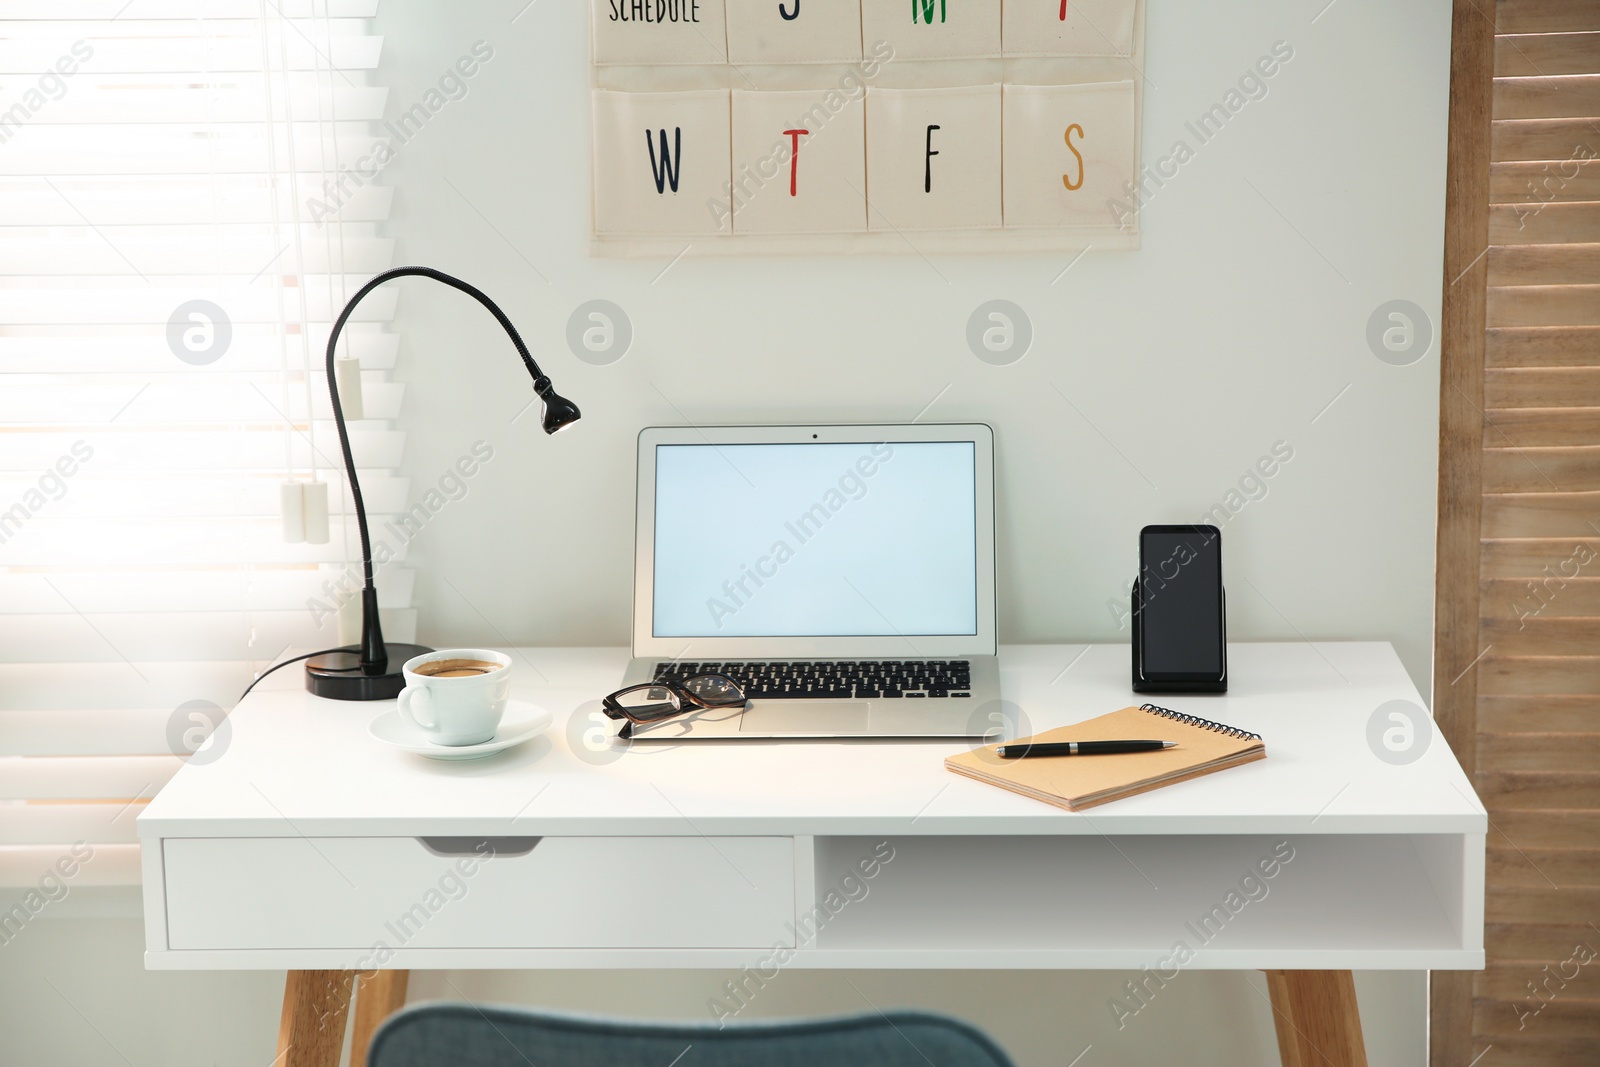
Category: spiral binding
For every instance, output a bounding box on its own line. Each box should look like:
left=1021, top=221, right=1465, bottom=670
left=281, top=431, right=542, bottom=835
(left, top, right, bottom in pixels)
left=1139, top=702, right=1261, bottom=741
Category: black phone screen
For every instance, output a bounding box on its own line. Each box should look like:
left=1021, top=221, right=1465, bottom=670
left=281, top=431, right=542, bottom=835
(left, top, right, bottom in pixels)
left=1139, top=527, right=1223, bottom=677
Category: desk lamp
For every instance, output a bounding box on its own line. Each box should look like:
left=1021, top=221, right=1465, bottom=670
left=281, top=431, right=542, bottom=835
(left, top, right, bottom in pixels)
left=304, top=266, right=580, bottom=700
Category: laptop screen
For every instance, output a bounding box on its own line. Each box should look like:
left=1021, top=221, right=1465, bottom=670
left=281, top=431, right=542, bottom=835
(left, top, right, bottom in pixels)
left=652, top=440, right=978, bottom=639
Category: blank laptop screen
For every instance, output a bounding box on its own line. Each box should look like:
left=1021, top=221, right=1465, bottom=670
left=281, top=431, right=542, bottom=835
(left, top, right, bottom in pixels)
left=652, top=441, right=978, bottom=639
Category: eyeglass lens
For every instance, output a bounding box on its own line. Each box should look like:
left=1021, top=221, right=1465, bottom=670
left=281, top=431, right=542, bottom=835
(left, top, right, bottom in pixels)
left=611, top=685, right=685, bottom=722
left=681, top=674, right=744, bottom=706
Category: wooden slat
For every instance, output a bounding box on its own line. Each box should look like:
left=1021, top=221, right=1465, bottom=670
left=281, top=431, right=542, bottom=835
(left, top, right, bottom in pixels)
left=1491, top=202, right=1600, bottom=244
left=1480, top=694, right=1600, bottom=733
left=1475, top=995, right=1600, bottom=1039
left=1479, top=654, right=1600, bottom=696
left=1493, top=119, right=1600, bottom=162
left=1490, top=884, right=1600, bottom=924
left=1484, top=539, right=1600, bottom=576
left=1487, top=285, right=1600, bottom=327
left=1481, top=492, right=1600, bottom=537
left=1488, top=922, right=1600, bottom=961
left=1490, top=244, right=1600, bottom=285
left=1482, top=409, right=1600, bottom=446
left=1478, top=770, right=1600, bottom=805
left=1489, top=844, right=1600, bottom=885
left=1487, top=327, right=1600, bottom=368
left=1497, top=33, right=1600, bottom=78
left=1482, top=577, right=1600, bottom=618
left=1491, top=159, right=1600, bottom=201
left=1494, top=75, right=1600, bottom=120
left=1482, top=444, right=1600, bottom=490
left=1477, top=962, right=1600, bottom=1002
left=1486, top=368, right=1600, bottom=406
left=1478, top=655, right=1600, bottom=696
left=1482, top=616, right=1600, bottom=657
left=1479, top=729, right=1600, bottom=769
left=1499, top=0, right=1600, bottom=36
left=1469, top=1034, right=1600, bottom=1067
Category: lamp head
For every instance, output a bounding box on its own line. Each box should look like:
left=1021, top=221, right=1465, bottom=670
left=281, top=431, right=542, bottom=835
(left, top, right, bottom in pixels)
left=533, top=377, right=581, bottom=435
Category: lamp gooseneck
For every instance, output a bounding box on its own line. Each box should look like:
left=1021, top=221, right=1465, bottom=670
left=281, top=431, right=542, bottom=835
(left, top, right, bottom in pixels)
left=313, top=266, right=580, bottom=693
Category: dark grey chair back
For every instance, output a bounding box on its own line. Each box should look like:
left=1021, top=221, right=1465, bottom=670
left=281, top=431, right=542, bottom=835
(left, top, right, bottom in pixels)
left=369, top=1002, right=1017, bottom=1067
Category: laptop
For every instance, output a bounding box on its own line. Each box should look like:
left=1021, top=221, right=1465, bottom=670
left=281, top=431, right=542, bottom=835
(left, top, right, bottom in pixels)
left=623, top=423, right=999, bottom=740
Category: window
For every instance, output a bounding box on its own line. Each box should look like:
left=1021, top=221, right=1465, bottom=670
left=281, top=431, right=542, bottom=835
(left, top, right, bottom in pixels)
left=0, top=1, right=406, bottom=888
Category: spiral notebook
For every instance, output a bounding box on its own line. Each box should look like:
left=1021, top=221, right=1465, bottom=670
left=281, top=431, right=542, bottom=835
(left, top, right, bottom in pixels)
left=945, top=703, right=1266, bottom=811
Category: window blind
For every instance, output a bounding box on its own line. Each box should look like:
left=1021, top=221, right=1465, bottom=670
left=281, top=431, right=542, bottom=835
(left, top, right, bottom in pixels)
left=0, top=0, right=410, bottom=888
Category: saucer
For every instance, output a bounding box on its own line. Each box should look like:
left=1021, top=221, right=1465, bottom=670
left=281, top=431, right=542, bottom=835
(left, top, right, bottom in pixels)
left=369, top=700, right=552, bottom=761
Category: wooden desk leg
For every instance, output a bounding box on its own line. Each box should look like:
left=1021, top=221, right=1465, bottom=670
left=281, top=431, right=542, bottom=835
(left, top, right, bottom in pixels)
left=276, top=970, right=354, bottom=1067
left=1263, top=970, right=1369, bottom=1067
left=350, top=970, right=411, bottom=1067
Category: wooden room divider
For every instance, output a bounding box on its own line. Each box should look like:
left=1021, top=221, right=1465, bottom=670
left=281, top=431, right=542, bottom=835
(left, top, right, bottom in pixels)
left=1432, top=1, right=1600, bottom=1063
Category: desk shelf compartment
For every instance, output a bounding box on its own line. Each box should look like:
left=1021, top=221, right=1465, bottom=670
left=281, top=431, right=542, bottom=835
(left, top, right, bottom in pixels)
left=804, top=833, right=1485, bottom=970
left=161, top=835, right=795, bottom=952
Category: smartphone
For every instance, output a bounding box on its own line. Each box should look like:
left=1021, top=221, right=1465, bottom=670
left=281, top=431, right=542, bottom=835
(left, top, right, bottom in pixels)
left=1133, top=524, right=1227, bottom=692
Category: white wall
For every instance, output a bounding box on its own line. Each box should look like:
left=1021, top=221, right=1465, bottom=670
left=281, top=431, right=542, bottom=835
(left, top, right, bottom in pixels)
left=387, top=0, right=1449, bottom=696
left=0, top=1, right=1451, bottom=1064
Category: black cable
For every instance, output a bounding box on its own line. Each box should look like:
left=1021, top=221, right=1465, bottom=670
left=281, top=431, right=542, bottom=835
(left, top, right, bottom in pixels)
left=240, top=647, right=360, bottom=703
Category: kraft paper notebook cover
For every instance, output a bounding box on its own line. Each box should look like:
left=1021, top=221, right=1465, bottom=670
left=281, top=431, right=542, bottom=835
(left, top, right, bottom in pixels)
left=945, top=703, right=1266, bottom=811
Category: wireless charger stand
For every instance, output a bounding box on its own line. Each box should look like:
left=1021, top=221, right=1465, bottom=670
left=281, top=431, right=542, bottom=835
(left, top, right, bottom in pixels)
left=1130, top=577, right=1229, bottom=694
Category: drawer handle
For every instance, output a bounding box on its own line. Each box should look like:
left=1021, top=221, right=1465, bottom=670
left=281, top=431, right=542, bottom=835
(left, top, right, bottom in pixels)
left=418, top=836, right=542, bottom=858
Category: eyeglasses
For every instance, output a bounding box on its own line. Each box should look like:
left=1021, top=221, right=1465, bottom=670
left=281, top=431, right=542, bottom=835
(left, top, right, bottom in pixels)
left=601, top=673, right=748, bottom=728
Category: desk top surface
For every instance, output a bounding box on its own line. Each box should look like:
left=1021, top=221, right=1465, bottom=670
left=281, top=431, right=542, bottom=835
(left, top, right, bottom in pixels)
left=139, top=642, right=1486, bottom=838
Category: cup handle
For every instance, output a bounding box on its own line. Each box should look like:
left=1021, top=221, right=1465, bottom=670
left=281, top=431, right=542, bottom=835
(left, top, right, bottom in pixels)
left=398, top=685, right=438, bottom=732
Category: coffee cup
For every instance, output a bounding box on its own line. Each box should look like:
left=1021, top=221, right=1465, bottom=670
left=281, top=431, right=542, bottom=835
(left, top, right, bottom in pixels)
left=397, top=649, right=511, bottom=746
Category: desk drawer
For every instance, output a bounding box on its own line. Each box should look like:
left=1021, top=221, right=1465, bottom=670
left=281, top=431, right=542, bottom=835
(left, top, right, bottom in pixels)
left=162, top=836, right=794, bottom=952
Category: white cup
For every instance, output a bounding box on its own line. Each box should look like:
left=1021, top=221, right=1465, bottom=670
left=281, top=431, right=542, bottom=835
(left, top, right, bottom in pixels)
left=397, top=648, right=512, bottom=746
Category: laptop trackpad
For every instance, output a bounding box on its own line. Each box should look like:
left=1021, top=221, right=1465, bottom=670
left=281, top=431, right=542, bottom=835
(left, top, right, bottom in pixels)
left=739, top=702, right=869, bottom=735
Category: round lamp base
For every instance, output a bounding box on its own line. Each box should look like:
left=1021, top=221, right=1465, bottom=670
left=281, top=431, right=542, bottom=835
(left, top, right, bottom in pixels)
left=305, top=643, right=433, bottom=701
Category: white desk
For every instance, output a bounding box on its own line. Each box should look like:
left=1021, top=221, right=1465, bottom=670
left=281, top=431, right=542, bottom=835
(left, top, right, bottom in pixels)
left=139, top=643, right=1485, bottom=1067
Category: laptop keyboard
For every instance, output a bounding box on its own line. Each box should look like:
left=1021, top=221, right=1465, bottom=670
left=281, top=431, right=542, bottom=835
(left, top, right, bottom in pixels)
left=653, top=661, right=972, bottom=699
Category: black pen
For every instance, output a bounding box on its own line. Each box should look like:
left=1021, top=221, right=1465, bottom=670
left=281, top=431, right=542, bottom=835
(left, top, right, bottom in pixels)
left=995, top=740, right=1177, bottom=759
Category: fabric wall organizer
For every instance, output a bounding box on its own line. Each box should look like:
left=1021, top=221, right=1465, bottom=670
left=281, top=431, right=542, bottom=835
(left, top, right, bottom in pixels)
left=590, top=0, right=1144, bottom=255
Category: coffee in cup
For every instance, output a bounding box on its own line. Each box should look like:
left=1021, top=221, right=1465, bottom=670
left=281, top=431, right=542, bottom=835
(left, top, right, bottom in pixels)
left=398, top=649, right=512, bottom=746
left=414, top=658, right=503, bottom=679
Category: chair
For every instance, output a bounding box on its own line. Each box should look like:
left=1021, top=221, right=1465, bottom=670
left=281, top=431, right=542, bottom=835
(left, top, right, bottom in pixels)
left=368, top=1001, right=1018, bottom=1067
